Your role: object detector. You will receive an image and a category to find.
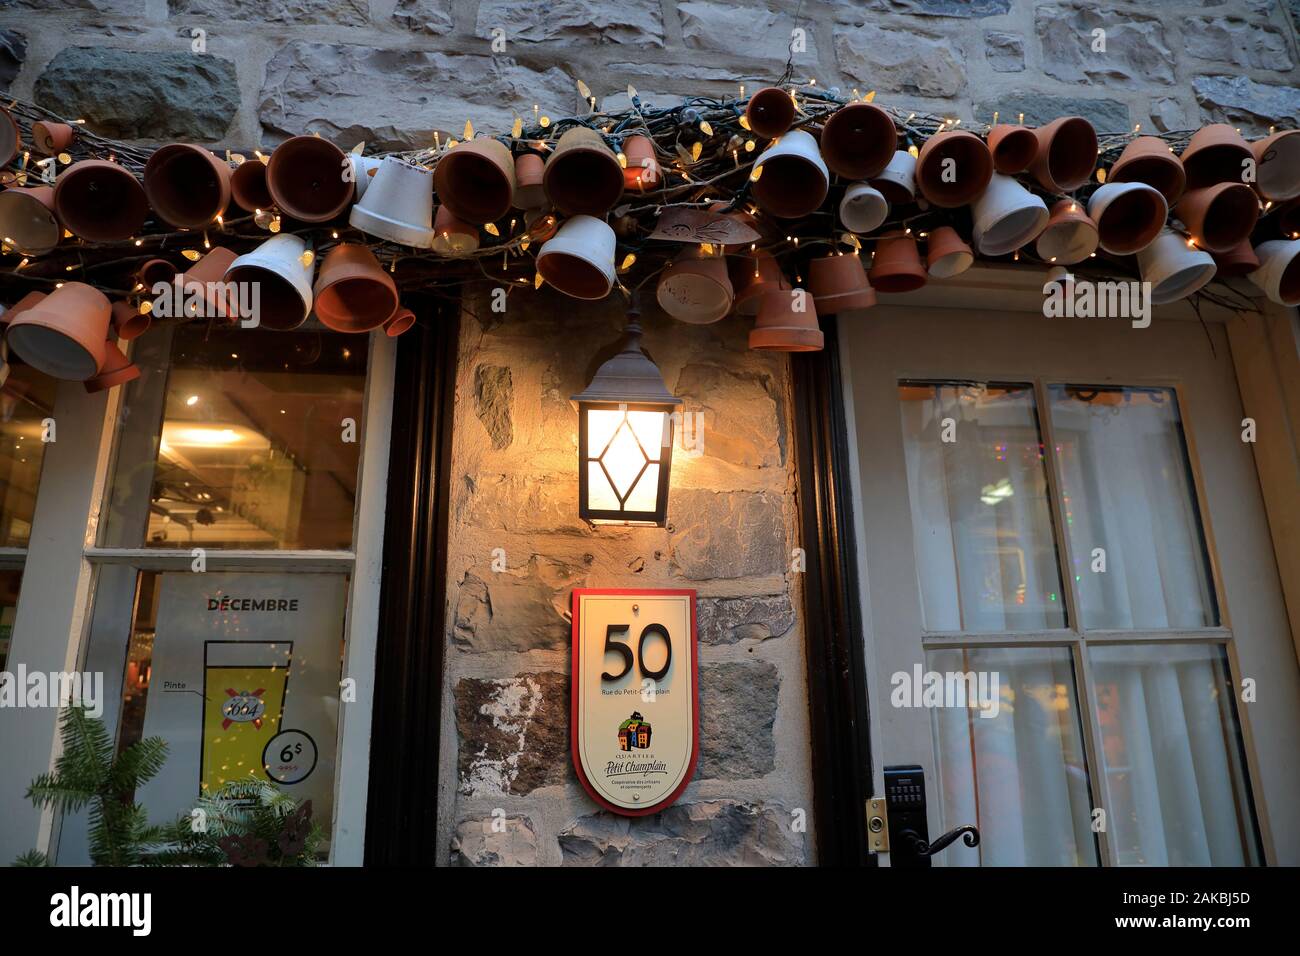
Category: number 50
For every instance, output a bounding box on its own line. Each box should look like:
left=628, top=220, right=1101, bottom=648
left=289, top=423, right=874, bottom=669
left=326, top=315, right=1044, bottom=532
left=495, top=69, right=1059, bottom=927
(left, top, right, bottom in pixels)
left=600, top=624, right=672, bottom=682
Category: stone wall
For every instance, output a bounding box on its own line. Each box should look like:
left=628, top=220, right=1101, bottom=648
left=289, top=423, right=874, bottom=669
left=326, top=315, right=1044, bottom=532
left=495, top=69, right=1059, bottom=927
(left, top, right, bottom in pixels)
left=443, top=290, right=812, bottom=866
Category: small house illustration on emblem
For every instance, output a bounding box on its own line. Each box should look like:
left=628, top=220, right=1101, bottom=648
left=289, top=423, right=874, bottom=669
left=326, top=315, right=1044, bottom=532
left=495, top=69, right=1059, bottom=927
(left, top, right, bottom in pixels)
left=618, top=712, right=652, bottom=751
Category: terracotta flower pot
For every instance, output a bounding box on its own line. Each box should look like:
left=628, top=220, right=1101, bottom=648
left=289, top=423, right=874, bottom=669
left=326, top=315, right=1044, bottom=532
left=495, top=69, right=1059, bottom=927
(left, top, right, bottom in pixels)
left=53, top=160, right=149, bottom=241
left=749, top=288, right=823, bottom=351
left=1176, top=182, right=1259, bottom=253
left=351, top=157, right=436, bottom=248
left=839, top=183, right=888, bottom=234
left=1087, top=181, right=1167, bottom=255
left=513, top=153, right=546, bottom=209
left=144, top=143, right=231, bottom=230
left=525, top=208, right=559, bottom=242
left=1278, top=198, right=1300, bottom=238
left=870, top=150, right=917, bottom=205
left=808, top=252, right=876, bottom=313
left=431, top=204, right=479, bottom=257
left=1029, top=116, right=1098, bottom=192
left=230, top=158, right=273, bottom=212
left=1180, top=124, right=1253, bottom=190
left=136, top=258, right=177, bottom=289
left=266, top=135, right=354, bottom=223
left=622, top=134, right=660, bottom=193
left=0, top=107, right=18, bottom=168
left=224, top=234, right=315, bottom=331
left=84, top=341, right=141, bottom=393
left=917, top=131, right=993, bottom=208
left=656, top=248, right=734, bottom=324
left=1136, top=229, right=1217, bottom=304
left=1109, top=135, right=1186, bottom=205
left=971, top=174, right=1049, bottom=256
left=385, top=307, right=416, bottom=337
left=820, top=102, right=897, bottom=180
left=164, top=247, right=238, bottom=320
left=1251, top=130, right=1300, bottom=202
left=728, top=250, right=789, bottom=316
left=536, top=214, right=616, bottom=300
left=925, top=226, right=974, bottom=278
left=311, top=243, right=399, bottom=333
left=746, top=87, right=795, bottom=140
left=752, top=129, right=829, bottom=219
left=1249, top=239, right=1300, bottom=306
left=986, top=124, right=1037, bottom=175
left=31, top=121, right=76, bottom=156
left=869, top=234, right=928, bottom=293
left=434, top=137, right=515, bottom=224
left=2, top=291, right=47, bottom=322
left=543, top=128, right=624, bottom=217
left=1211, top=240, right=1260, bottom=278
left=0, top=185, right=60, bottom=255
left=5, top=281, right=110, bottom=380
left=1035, top=199, right=1098, bottom=264
left=110, top=299, right=150, bottom=340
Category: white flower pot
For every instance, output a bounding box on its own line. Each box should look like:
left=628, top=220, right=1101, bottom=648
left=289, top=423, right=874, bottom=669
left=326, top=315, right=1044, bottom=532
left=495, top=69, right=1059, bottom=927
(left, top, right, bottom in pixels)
left=1137, top=229, right=1217, bottom=304
left=349, top=157, right=436, bottom=249
left=870, top=150, right=917, bottom=205
left=350, top=155, right=384, bottom=200
left=1087, top=181, right=1167, bottom=255
left=752, top=129, right=829, bottom=219
left=971, top=174, right=1048, bottom=256
left=537, top=214, right=616, bottom=300
left=1249, top=239, right=1300, bottom=306
left=223, top=234, right=315, bottom=331
left=839, top=183, right=888, bottom=234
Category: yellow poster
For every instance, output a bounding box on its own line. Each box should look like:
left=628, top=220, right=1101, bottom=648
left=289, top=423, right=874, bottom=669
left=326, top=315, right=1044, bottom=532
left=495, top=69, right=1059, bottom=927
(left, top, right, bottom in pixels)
left=201, top=656, right=290, bottom=794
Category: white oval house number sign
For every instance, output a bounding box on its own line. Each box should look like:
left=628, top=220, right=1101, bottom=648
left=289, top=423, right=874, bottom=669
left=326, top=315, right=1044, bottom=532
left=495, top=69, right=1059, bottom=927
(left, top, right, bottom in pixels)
left=571, top=589, right=699, bottom=816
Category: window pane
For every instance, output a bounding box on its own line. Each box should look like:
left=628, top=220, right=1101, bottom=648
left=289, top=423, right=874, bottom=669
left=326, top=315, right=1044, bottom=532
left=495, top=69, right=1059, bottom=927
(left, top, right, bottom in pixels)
left=0, top=363, right=58, bottom=547
left=1048, top=386, right=1217, bottom=629
left=1090, top=643, right=1259, bottom=865
left=899, top=382, right=1067, bottom=631
left=928, top=646, right=1097, bottom=866
left=0, top=568, right=23, bottom=671
left=101, top=323, right=368, bottom=550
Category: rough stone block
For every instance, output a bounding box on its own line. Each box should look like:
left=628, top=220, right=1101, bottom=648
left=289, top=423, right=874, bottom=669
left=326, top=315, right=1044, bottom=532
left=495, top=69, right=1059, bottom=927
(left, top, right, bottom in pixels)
left=1194, top=74, right=1300, bottom=132
left=474, top=364, right=514, bottom=450
left=168, top=0, right=370, bottom=24
left=475, top=0, right=664, bottom=46
left=697, top=594, right=795, bottom=644
left=833, top=22, right=966, bottom=98
left=985, top=32, right=1025, bottom=73
left=450, top=815, right=539, bottom=866
left=452, top=556, right=585, bottom=652
left=391, top=0, right=454, bottom=34
left=972, top=92, right=1129, bottom=132
left=678, top=1, right=817, bottom=64
left=455, top=672, right=571, bottom=796
left=672, top=363, right=783, bottom=470
left=699, top=660, right=778, bottom=778
left=0, top=29, right=25, bottom=92
left=1183, top=16, right=1293, bottom=71
left=1035, top=3, right=1175, bottom=87
left=669, top=489, right=786, bottom=579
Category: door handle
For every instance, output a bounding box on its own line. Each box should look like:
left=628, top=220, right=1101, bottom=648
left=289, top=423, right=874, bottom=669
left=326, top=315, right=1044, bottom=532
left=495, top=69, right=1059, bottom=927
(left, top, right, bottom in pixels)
left=869, top=765, right=980, bottom=867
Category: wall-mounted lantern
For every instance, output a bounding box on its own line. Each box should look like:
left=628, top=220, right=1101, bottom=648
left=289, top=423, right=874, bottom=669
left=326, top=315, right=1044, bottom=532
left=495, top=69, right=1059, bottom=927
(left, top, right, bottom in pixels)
left=571, top=317, right=681, bottom=526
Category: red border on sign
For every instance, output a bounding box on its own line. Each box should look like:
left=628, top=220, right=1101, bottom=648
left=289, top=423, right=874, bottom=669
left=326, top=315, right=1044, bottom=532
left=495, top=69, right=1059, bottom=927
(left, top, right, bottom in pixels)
left=570, top=588, right=699, bottom=816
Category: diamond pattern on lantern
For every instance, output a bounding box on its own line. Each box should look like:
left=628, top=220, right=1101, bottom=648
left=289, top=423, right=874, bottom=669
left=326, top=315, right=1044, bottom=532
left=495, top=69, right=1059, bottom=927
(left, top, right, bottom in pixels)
left=600, top=419, right=650, bottom=501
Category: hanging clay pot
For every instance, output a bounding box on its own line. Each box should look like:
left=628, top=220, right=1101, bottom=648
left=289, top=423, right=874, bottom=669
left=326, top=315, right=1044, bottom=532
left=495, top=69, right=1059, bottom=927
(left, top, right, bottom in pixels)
left=728, top=250, right=789, bottom=316
left=1249, top=239, right=1300, bottom=306
left=870, top=150, right=917, bottom=205
left=311, top=243, right=399, bottom=333
left=144, top=143, right=231, bottom=230
left=266, top=135, right=354, bottom=223
left=525, top=208, right=559, bottom=242
left=746, top=87, right=795, bottom=140
left=0, top=107, right=18, bottom=168
left=385, top=307, right=416, bottom=337
left=839, top=183, right=888, bottom=234
left=110, top=299, right=150, bottom=340
left=543, top=128, right=624, bottom=218
left=820, top=102, right=897, bottom=180
left=622, top=134, right=660, bottom=193
left=916, top=131, right=993, bottom=208
left=224, top=234, right=315, bottom=331
left=986, top=125, right=1038, bottom=175
left=536, top=214, right=616, bottom=300
left=31, top=121, right=76, bottom=157
left=230, top=158, right=273, bottom=213
left=3, top=291, right=47, bottom=318
left=869, top=234, right=928, bottom=293
left=1109, top=135, right=1187, bottom=205
left=971, top=174, right=1049, bottom=256
left=5, top=281, right=110, bottom=380
left=1180, top=124, right=1253, bottom=190
left=808, top=252, right=876, bottom=313
left=1136, top=229, right=1217, bottom=304
left=925, top=226, right=974, bottom=278
left=1029, top=116, right=1097, bottom=192
left=431, top=205, right=480, bottom=257
left=1278, top=198, right=1300, bottom=238
left=513, top=153, right=546, bottom=209
left=749, top=288, right=823, bottom=351
left=1251, top=129, right=1300, bottom=202
left=656, top=248, right=734, bottom=324
left=434, top=137, right=515, bottom=224
left=53, top=160, right=149, bottom=241
left=1211, top=240, right=1260, bottom=278
left=1035, top=199, right=1098, bottom=264
left=752, top=129, right=829, bottom=219
left=0, top=185, right=60, bottom=255
left=350, top=157, right=436, bottom=248
left=136, top=258, right=177, bottom=290
left=84, top=341, right=141, bottom=393
left=1176, top=182, right=1259, bottom=253
left=164, top=247, right=238, bottom=320
left=1087, top=181, right=1167, bottom=255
